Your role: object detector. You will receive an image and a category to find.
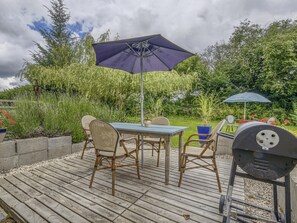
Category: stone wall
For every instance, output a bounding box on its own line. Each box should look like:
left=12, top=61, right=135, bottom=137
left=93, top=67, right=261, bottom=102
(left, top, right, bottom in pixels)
left=0, top=136, right=84, bottom=172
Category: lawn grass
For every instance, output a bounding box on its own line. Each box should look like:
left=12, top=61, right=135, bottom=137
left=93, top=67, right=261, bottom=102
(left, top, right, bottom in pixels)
left=167, top=116, right=219, bottom=148
left=154, top=116, right=297, bottom=148
left=127, top=115, right=297, bottom=148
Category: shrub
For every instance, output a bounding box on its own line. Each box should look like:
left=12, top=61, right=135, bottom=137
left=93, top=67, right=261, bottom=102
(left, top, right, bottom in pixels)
left=11, top=93, right=125, bottom=142
left=194, top=93, right=220, bottom=125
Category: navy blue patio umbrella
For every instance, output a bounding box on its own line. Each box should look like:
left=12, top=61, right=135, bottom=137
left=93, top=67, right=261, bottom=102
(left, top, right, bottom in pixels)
left=223, top=92, right=271, bottom=119
left=92, top=34, right=193, bottom=125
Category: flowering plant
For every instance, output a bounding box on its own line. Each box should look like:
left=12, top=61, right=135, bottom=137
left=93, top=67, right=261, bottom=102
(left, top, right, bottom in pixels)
left=283, top=119, right=290, bottom=125
left=0, top=110, right=16, bottom=129
left=250, top=113, right=257, bottom=120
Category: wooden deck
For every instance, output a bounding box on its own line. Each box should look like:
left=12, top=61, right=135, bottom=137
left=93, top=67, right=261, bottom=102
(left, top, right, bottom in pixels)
left=0, top=149, right=244, bottom=223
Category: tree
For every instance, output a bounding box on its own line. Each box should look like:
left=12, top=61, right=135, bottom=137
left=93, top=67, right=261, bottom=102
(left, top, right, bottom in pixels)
left=31, top=0, right=74, bottom=67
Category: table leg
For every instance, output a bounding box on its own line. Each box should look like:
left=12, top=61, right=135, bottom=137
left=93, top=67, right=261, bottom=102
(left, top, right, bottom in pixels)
left=178, top=132, right=183, bottom=170
left=141, top=134, right=144, bottom=169
left=164, top=135, right=171, bottom=185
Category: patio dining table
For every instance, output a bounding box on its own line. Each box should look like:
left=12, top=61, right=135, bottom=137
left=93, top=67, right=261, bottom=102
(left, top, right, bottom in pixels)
left=110, top=122, right=188, bottom=185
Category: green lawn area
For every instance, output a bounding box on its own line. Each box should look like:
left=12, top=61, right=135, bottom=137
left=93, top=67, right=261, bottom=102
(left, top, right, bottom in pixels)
left=168, top=116, right=220, bottom=148
left=139, top=116, right=297, bottom=148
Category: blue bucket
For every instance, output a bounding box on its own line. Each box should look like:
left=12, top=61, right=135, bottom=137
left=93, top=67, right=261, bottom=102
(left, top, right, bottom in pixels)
left=197, top=125, right=212, bottom=142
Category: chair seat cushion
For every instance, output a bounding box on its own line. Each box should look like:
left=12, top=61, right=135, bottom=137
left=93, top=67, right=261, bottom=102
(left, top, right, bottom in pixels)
left=99, top=145, right=136, bottom=157
left=183, top=146, right=214, bottom=157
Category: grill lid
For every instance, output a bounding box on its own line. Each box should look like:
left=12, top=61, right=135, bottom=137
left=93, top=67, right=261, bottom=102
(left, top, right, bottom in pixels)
left=232, top=122, right=297, bottom=159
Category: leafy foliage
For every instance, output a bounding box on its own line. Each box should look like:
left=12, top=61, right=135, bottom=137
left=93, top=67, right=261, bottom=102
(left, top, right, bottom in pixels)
left=21, top=63, right=194, bottom=116
left=200, top=19, right=297, bottom=120
left=194, top=93, right=219, bottom=125
left=10, top=93, right=124, bottom=142
left=31, top=0, right=74, bottom=67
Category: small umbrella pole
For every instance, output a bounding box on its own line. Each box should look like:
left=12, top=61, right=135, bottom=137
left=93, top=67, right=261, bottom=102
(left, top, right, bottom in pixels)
left=244, top=101, right=246, bottom=120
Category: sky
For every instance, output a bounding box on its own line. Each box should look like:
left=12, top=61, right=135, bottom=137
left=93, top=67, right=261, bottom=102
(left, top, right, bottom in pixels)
left=0, top=0, right=297, bottom=91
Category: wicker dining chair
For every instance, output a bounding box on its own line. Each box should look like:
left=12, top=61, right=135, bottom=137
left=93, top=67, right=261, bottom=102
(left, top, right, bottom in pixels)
left=178, top=120, right=226, bottom=192
left=81, top=115, right=97, bottom=159
left=89, top=119, right=140, bottom=196
left=142, top=116, right=170, bottom=167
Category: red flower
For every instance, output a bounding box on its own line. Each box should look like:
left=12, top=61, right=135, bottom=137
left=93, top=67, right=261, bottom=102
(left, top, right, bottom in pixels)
left=4, top=113, right=11, bottom=118
left=259, top=117, right=269, bottom=123
left=0, top=111, right=15, bottom=128
left=269, top=121, right=277, bottom=125
left=9, top=119, right=16, bottom=125
left=283, top=119, right=290, bottom=125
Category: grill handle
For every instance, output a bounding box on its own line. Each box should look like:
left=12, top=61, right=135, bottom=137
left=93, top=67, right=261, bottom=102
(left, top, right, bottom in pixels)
left=217, top=132, right=234, bottom=140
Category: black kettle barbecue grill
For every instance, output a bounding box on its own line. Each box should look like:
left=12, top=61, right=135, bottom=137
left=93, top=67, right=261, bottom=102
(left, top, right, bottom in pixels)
left=219, top=122, right=297, bottom=223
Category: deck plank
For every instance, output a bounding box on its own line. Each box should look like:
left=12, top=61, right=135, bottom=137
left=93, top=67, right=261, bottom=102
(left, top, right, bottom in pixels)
left=0, top=150, right=244, bottom=223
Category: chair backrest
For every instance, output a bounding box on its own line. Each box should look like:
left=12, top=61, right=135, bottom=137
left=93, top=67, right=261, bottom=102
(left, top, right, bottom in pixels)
left=81, top=115, right=96, bottom=131
left=208, top=120, right=226, bottom=152
left=151, top=116, right=170, bottom=126
left=89, top=119, right=119, bottom=152
left=226, top=115, right=235, bottom=124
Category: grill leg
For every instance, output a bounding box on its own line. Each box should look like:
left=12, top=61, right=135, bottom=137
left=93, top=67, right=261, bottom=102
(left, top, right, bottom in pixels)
left=273, top=184, right=278, bottom=221
left=223, top=159, right=237, bottom=223
left=285, top=174, right=291, bottom=223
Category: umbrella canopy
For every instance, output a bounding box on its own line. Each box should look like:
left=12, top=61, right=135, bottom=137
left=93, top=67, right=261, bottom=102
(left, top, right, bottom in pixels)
left=223, top=92, right=271, bottom=120
left=93, top=34, right=193, bottom=125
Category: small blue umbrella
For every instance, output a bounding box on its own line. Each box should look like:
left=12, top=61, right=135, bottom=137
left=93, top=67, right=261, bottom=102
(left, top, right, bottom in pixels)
left=93, top=34, right=193, bottom=125
left=223, top=92, right=271, bottom=119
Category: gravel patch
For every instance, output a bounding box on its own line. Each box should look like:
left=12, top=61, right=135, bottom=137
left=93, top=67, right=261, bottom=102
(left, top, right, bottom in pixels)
left=244, top=178, right=274, bottom=222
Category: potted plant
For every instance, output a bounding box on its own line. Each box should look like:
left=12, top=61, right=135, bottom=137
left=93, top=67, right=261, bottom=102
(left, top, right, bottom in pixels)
left=0, top=110, right=16, bottom=142
left=195, top=93, right=218, bottom=141
left=143, top=113, right=153, bottom=127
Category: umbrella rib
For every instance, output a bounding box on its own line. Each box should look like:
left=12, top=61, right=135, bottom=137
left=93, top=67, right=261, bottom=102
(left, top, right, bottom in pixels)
left=149, top=47, right=173, bottom=70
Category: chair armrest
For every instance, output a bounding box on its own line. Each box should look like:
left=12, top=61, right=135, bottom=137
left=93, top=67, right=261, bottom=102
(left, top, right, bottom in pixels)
left=120, top=137, right=137, bottom=144
left=120, top=137, right=137, bottom=142
left=184, top=139, right=213, bottom=147
left=187, top=133, right=211, bottom=141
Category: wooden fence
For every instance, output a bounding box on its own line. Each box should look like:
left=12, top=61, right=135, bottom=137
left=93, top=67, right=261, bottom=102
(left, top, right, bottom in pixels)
left=0, top=99, right=16, bottom=109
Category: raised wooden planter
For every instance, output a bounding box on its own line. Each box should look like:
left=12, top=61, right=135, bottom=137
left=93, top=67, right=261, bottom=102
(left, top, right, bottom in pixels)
left=0, top=136, right=84, bottom=172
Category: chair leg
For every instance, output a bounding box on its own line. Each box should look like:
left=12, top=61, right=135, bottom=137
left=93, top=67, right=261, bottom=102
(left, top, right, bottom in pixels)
left=156, top=141, right=162, bottom=167
left=111, top=158, right=116, bottom=196
left=89, top=156, right=100, bottom=188
left=152, top=144, right=154, bottom=156
left=178, top=155, right=186, bottom=187
left=213, top=158, right=222, bottom=193
left=157, top=148, right=160, bottom=167
left=81, top=139, right=88, bottom=159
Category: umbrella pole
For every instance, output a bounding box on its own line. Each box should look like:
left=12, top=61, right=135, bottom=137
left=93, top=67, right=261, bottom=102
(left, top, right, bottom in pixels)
left=244, top=102, right=246, bottom=120
left=140, top=51, right=144, bottom=169
left=140, top=59, right=144, bottom=126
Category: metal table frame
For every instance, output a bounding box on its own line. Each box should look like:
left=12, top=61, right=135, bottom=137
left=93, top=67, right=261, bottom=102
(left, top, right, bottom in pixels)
left=111, top=122, right=188, bottom=185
